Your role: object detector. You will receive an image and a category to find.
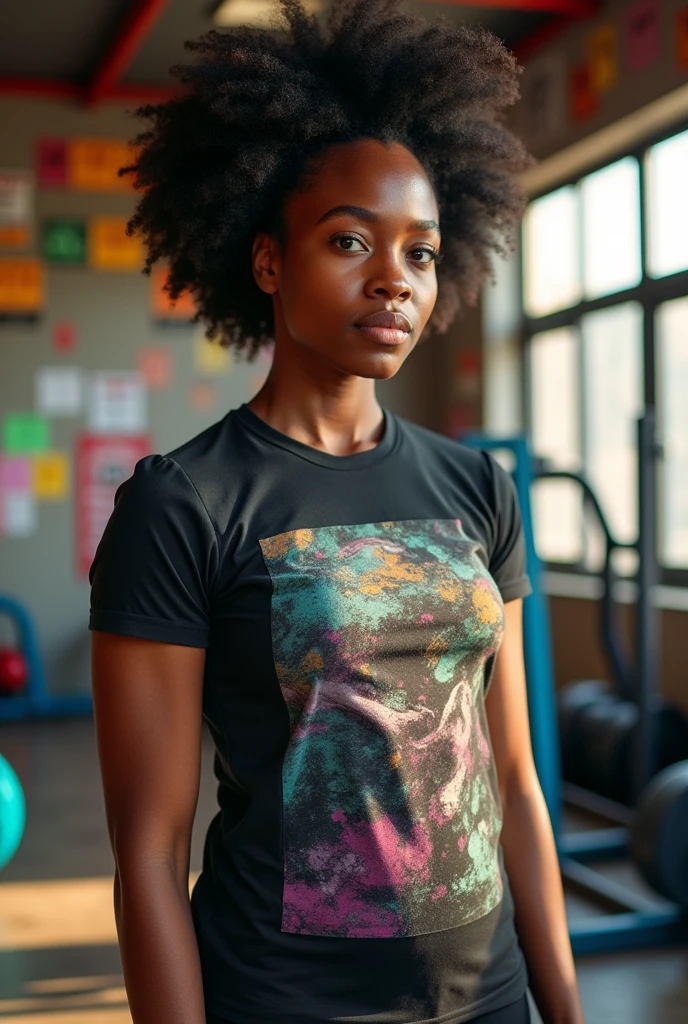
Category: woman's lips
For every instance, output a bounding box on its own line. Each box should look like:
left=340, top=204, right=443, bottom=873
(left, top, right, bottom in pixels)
left=354, top=325, right=409, bottom=345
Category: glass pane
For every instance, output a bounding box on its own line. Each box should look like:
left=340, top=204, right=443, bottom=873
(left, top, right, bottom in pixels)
left=647, top=129, right=688, bottom=278
left=582, top=303, right=644, bottom=547
left=529, top=328, right=582, bottom=562
left=523, top=186, right=581, bottom=318
left=580, top=157, right=641, bottom=299
left=656, top=297, right=688, bottom=567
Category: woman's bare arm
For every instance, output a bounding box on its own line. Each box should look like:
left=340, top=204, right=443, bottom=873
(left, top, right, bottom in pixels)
left=91, top=631, right=207, bottom=1024
left=486, top=600, right=585, bottom=1024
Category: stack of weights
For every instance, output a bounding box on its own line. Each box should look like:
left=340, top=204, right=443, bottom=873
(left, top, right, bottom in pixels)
left=558, top=680, right=688, bottom=805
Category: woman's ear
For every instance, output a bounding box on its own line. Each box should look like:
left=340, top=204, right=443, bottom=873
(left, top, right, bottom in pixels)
left=252, top=232, right=280, bottom=295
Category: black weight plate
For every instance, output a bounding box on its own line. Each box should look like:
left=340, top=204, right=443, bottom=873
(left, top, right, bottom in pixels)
left=568, top=694, right=623, bottom=794
left=657, top=706, right=688, bottom=770
left=584, top=700, right=637, bottom=803
left=630, top=760, right=688, bottom=907
left=558, top=680, right=610, bottom=784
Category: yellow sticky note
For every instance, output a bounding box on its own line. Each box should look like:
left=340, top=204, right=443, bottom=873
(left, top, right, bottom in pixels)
left=587, top=23, right=617, bottom=94
left=89, top=217, right=143, bottom=271
left=193, top=327, right=231, bottom=374
left=33, top=452, right=69, bottom=499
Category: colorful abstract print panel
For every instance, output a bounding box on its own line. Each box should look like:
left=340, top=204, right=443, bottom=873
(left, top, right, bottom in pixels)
left=259, top=519, right=506, bottom=939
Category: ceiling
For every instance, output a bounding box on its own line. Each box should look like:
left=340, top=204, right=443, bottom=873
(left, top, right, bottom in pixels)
left=0, top=0, right=599, bottom=106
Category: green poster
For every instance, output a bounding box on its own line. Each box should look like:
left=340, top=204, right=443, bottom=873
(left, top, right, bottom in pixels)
left=3, top=413, right=50, bottom=454
left=43, top=219, right=86, bottom=265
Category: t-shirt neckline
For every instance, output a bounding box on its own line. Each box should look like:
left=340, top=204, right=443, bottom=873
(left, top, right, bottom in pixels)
left=232, top=402, right=399, bottom=470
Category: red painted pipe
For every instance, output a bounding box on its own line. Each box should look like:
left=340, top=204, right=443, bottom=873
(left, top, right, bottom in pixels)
left=421, top=0, right=598, bottom=12
left=84, top=0, right=172, bottom=107
left=0, top=77, right=81, bottom=100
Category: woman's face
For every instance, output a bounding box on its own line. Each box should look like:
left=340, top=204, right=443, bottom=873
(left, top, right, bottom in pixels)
left=252, top=138, right=441, bottom=381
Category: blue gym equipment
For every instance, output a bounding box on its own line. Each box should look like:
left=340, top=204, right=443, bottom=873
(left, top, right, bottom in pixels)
left=0, top=593, right=93, bottom=721
left=0, top=752, right=25, bottom=870
left=463, top=414, right=688, bottom=955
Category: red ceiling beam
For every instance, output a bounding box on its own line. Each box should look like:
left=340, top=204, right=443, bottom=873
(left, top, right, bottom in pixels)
left=84, top=0, right=172, bottom=107
left=423, top=0, right=597, bottom=11
left=0, top=76, right=82, bottom=101
left=0, top=76, right=177, bottom=104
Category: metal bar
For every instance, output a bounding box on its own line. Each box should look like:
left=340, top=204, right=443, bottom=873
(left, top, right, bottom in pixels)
left=562, top=782, right=634, bottom=825
left=558, top=828, right=629, bottom=862
left=84, top=0, right=172, bottom=107
left=560, top=857, right=662, bottom=914
left=524, top=267, right=688, bottom=333
left=634, top=412, right=660, bottom=798
left=569, top=911, right=688, bottom=956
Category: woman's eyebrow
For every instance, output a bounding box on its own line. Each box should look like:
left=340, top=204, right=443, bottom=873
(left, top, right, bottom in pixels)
left=316, top=204, right=439, bottom=232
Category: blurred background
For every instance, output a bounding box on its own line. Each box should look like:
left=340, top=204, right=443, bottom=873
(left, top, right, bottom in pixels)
left=1, top=1, right=687, bottom=1022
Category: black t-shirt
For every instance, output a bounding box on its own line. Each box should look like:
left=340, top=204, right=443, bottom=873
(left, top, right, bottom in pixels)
left=89, top=402, right=533, bottom=1024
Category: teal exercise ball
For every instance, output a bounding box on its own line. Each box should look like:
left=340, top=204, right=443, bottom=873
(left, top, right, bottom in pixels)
left=0, top=753, right=25, bottom=870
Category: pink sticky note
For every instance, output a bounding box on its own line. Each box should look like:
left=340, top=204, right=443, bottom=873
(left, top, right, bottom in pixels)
left=0, top=456, right=32, bottom=492
left=53, top=320, right=77, bottom=352
left=37, top=138, right=68, bottom=187
left=625, top=0, right=660, bottom=73
left=137, top=347, right=173, bottom=390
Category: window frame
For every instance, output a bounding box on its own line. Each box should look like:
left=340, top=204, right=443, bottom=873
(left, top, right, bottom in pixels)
left=519, top=117, right=688, bottom=589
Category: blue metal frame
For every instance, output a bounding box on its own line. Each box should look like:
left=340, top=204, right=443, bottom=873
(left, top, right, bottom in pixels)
left=0, top=594, right=93, bottom=720
left=459, top=433, right=688, bottom=954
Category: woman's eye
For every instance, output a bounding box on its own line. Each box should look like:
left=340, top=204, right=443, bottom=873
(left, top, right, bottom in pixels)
left=409, top=248, right=439, bottom=265
left=333, top=235, right=366, bottom=252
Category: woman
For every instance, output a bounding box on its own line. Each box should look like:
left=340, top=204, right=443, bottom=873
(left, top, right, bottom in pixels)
left=90, top=2, right=585, bottom=1022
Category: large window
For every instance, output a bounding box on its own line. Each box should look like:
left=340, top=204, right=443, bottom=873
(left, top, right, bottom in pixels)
left=520, top=124, right=688, bottom=584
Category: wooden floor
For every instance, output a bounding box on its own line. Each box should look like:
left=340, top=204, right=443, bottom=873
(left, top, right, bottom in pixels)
left=1, top=718, right=687, bottom=1023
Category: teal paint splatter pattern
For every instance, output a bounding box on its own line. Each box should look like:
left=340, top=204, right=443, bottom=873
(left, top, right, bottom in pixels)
left=258, top=519, right=506, bottom=938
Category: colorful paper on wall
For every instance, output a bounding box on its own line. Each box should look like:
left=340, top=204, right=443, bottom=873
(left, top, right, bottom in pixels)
left=587, top=23, right=618, bottom=94
left=0, top=259, right=45, bottom=313
left=3, top=413, right=50, bottom=454
left=193, top=326, right=230, bottom=374
left=0, top=259, right=44, bottom=313
left=53, top=320, right=77, bottom=353
left=677, top=7, right=688, bottom=71
left=0, top=456, right=31, bottom=492
left=137, top=347, right=174, bottom=390
left=75, top=434, right=151, bottom=577
left=0, top=171, right=33, bottom=225
left=37, top=139, right=68, bottom=187
left=624, top=0, right=660, bottom=73
left=150, top=266, right=196, bottom=320
left=33, top=452, right=69, bottom=500
left=87, top=372, right=147, bottom=433
left=89, top=217, right=143, bottom=271
left=43, top=218, right=86, bottom=264
left=35, top=366, right=83, bottom=417
left=1, top=493, right=37, bottom=537
left=570, top=63, right=599, bottom=121
left=68, top=139, right=134, bottom=192
left=189, top=382, right=216, bottom=411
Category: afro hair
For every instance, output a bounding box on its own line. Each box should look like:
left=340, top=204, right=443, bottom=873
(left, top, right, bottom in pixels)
left=123, top=0, right=532, bottom=360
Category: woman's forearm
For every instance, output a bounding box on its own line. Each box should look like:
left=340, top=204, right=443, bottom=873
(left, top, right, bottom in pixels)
left=114, top=859, right=206, bottom=1024
left=500, top=780, right=585, bottom=1024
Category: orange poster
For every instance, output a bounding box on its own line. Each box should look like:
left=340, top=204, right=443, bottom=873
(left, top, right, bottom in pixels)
left=150, top=266, right=196, bottom=320
left=89, top=217, right=143, bottom=271
left=68, top=139, right=135, bottom=192
left=0, top=259, right=45, bottom=313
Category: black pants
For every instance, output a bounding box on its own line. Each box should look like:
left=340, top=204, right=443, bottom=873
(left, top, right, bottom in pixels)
left=206, top=991, right=531, bottom=1024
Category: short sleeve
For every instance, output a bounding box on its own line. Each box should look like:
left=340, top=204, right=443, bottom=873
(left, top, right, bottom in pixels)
left=482, top=450, right=533, bottom=603
left=89, top=454, right=219, bottom=648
